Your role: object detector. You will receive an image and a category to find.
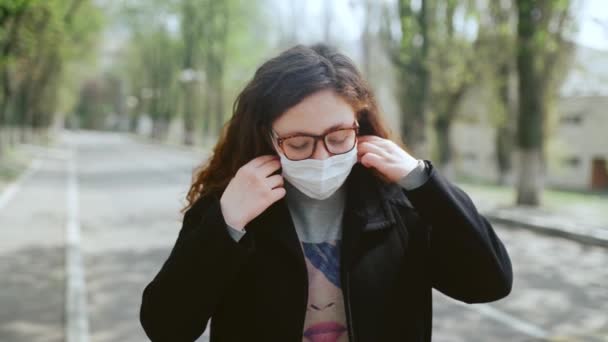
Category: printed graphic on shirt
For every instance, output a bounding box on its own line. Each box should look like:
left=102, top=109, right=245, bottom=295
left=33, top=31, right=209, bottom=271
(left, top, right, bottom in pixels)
left=301, top=240, right=349, bottom=342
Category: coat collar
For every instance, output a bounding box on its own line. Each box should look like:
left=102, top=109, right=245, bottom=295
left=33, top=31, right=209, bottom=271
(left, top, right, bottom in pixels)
left=247, top=162, right=414, bottom=269
left=344, top=163, right=414, bottom=231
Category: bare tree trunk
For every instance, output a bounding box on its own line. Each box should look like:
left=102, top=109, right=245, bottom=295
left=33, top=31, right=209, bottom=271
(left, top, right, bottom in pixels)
left=0, top=5, right=27, bottom=122
left=360, top=0, right=373, bottom=79
left=0, top=126, right=5, bottom=161
left=495, top=64, right=515, bottom=185
left=215, top=81, right=224, bottom=139
left=434, top=117, right=454, bottom=179
left=182, top=81, right=196, bottom=145
left=323, top=0, right=332, bottom=43
left=180, top=0, right=200, bottom=146
left=516, top=149, right=543, bottom=205
left=516, top=0, right=544, bottom=206
left=396, top=0, right=431, bottom=158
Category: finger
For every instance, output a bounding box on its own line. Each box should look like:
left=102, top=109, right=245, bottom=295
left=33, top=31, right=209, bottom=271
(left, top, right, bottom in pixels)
left=359, top=138, right=393, bottom=151
left=357, top=135, right=383, bottom=142
left=258, top=159, right=281, bottom=176
left=358, top=141, right=390, bottom=159
left=265, top=174, right=284, bottom=189
left=251, top=154, right=279, bottom=168
left=360, top=152, right=383, bottom=168
left=357, top=136, right=387, bottom=147
left=359, top=135, right=392, bottom=148
left=269, top=187, right=287, bottom=202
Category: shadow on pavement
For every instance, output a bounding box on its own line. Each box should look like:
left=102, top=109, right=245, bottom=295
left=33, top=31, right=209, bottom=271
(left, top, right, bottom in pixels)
left=0, top=245, right=65, bottom=342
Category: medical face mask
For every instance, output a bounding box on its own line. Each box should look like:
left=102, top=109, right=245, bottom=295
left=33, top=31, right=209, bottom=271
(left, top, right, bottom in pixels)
left=277, top=145, right=358, bottom=200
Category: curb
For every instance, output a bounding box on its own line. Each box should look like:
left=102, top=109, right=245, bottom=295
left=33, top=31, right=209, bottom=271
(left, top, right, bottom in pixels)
left=0, top=159, right=41, bottom=210
left=485, top=211, right=608, bottom=248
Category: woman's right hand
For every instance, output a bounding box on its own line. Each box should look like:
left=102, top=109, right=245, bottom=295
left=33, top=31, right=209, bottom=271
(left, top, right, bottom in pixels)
left=220, top=155, right=285, bottom=231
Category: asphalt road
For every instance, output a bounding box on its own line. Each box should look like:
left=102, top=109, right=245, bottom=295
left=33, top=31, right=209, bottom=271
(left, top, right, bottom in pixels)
left=0, top=130, right=606, bottom=342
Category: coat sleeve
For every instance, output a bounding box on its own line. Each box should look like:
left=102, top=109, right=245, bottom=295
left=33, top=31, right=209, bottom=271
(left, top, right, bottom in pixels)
left=402, top=160, right=513, bottom=303
left=139, top=193, right=255, bottom=341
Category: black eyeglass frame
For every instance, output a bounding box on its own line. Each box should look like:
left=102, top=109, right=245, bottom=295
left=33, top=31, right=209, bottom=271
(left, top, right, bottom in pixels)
left=271, top=121, right=360, bottom=161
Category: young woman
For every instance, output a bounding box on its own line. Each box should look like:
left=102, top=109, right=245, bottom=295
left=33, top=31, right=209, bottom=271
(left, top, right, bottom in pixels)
left=139, top=43, right=513, bottom=342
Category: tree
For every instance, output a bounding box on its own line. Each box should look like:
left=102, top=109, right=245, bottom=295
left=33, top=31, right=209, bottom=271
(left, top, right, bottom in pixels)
left=198, top=0, right=230, bottom=138
left=381, top=0, right=431, bottom=158
left=179, top=0, right=204, bottom=145
left=115, top=0, right=181, bottom=140
left=0, top=0, right=102, bottom=158
left=382, top=0, right=481, bottom=174
left=477, top=0, right=517, bottom=185
left=110, top=0, right=266, bottom=145
left=515, top=0, right=573, bottom=205
left=428, top=0, right=479, bottom=177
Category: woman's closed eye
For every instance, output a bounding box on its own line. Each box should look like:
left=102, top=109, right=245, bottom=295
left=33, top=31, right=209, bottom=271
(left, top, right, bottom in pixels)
left=288, top=142, right=311, bottom=150
left=328, top=138, right=347, bottom=145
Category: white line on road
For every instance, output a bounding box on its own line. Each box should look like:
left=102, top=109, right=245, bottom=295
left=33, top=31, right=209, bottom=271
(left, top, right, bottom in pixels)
left=0, top=159, right=42, bottom=210
left=459, top=301, right=550, bottom=339
left=65, top=151, right=90, bottom=342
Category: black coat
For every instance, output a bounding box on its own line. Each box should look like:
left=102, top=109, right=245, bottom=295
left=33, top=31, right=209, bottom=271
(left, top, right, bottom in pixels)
left=140, top=160, right=513, bottom=342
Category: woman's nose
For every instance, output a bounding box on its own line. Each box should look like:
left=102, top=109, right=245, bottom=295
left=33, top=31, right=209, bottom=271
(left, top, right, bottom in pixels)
left=311, top=139, right=330, bottom=160
left=309, top=301, right=336, bottom=311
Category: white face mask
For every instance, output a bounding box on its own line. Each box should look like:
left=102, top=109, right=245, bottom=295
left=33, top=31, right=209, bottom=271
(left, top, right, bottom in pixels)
left=278, top=146, right=358, bottom=200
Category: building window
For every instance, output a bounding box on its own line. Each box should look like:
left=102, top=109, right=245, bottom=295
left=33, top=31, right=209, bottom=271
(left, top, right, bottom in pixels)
left=563, top=156, right=581, bottom=167
left=560, top=114, right=583, bottom=125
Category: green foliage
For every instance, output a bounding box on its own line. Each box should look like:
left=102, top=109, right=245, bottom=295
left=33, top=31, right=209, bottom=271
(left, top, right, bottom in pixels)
left=516, top=0, right=574, bottom=150
left=107, top=0, right=269, bottom=140
left=383, top=0, right=482, bottom=164
left=0, top=0, right=103, bottom=129
left=380, top=0, right=431, bottom=156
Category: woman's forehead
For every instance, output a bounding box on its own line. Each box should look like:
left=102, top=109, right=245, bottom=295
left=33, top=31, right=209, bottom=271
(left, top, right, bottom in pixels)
left=272, top=90, right=356, bottom=136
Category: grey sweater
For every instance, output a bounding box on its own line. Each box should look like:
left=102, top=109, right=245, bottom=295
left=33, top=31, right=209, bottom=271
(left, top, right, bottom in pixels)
left=222, top=160, right=429, bottom=341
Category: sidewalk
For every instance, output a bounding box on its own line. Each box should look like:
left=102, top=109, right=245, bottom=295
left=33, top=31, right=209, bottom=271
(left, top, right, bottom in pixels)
left=0, top=141, right=68, bottom=342
left=458, top=182, right=608, bottom=248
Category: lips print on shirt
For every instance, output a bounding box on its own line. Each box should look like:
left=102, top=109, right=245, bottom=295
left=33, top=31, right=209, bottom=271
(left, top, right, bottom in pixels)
left=301, top=240, right=350, bottom=342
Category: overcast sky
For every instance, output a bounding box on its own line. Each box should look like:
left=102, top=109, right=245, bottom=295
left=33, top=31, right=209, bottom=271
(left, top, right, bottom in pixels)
left=285, top=0, right=608, bottom=51
left=576, top=0, right=608, bottom=50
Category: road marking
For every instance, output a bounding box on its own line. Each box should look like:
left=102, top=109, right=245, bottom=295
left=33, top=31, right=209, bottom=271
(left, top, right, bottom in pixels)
left=460, top=301, right=550, bottom=339
left=0, top=159, right=42, bottom=210
left=65, top=151, right=90, bottom=342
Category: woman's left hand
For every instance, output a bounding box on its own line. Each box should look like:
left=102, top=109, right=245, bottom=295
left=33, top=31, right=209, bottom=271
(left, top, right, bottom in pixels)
left=356, top=135, right=419, bottom=183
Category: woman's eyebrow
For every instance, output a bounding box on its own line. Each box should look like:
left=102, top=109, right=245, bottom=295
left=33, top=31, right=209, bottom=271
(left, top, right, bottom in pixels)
left=282, top=122, right=351, bottom=136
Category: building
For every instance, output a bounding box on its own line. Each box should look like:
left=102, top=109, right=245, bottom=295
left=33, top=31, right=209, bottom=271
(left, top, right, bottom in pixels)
left=452, top=44, right=608, bottom=191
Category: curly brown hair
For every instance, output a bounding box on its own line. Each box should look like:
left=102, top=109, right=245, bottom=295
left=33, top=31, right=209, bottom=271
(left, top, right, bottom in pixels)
left=181, top=43, right=406, bottom=214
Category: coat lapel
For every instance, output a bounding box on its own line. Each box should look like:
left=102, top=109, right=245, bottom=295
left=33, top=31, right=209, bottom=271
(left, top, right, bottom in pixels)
left=246, top=193, right=307, bottom=271
left=340, top=163, right=413, bottom=270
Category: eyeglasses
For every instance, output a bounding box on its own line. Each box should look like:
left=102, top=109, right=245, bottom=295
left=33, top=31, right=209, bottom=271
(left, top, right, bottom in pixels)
left=272, top=121, right=360, bottom=161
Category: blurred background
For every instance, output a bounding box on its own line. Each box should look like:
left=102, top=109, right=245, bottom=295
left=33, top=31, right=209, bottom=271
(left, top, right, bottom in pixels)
left=0, top=0, right=606, bottom=341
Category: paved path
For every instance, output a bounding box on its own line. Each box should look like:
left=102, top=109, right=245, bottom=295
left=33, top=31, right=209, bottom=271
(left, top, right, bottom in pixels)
left=0, top=130, right=606, bottom=342
left=433, top=227, right=608, bottom=341
left=458, top=184, right=608, bottom=248
left=0, top=153, right=67, bottom=341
